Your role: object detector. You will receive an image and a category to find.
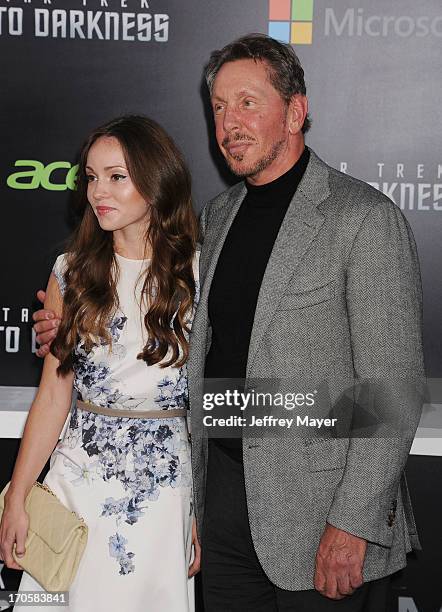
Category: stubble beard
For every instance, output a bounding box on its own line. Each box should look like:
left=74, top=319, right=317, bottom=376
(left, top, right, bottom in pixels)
left=225, top=136, right=287, bottom=179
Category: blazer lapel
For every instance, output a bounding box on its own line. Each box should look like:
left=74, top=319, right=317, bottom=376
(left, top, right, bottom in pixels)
left=246, top=150, right=330, bottom=376
left=199, top=182, right=247, bottom=304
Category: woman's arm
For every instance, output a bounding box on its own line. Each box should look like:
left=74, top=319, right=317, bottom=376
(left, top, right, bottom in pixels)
left=0, top=273, right=74, bottom=569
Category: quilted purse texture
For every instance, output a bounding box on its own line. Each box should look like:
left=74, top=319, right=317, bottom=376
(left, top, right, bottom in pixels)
left=0, top=481, right=88, bottom=591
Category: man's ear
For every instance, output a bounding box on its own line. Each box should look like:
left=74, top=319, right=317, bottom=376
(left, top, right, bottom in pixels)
left=288, top=94, right=308, bottom=135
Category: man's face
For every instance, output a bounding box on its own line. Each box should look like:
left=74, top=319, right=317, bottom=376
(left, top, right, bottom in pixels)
left=211, top=59, right=292, bottom=184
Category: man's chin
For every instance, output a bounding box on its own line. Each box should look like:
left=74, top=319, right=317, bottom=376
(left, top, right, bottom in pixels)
left=226, top=158, right=256, bottom=178
left=225, top=152, right=275, bottom=180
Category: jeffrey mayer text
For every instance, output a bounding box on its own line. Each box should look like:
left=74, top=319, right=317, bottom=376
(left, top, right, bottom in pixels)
left=202, top=415, right=338, bottom=429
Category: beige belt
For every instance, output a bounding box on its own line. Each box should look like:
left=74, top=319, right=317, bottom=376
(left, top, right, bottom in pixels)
left=77, top=399, right=188, bottom=419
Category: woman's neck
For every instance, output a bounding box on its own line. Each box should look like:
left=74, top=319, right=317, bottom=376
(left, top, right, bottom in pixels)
left=113, top=229, right=152, bottom=261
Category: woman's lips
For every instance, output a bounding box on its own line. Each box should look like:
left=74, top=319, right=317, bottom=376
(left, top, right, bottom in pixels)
left=96, top=206, right=116, bottom=215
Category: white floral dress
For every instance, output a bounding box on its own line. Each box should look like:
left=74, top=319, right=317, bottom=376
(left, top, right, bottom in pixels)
left=17, top=252, right=199, bottom=612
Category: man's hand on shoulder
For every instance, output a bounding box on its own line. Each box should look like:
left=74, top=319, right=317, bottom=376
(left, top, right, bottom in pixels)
left=314, top=522, right=367, bottom=600
left=33, top=290, right=60, bottom=357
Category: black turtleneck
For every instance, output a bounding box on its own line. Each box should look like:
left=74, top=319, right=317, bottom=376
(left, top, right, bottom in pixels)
left=204, top=148, right=310, bottom=457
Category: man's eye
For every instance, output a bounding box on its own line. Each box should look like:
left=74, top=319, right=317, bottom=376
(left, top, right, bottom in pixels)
left=214, top=105, right=224, bottom=114
left=244, top=100, right=255, bottom=107
left=111, top=174, right=126, bottom=181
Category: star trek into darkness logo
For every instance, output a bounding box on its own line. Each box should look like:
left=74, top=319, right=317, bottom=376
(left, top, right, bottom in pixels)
left=0, top=1, right=169, bottom=42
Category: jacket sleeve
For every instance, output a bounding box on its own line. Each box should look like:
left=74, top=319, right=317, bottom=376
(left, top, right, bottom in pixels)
left=326, top=198, right=425, bottom=547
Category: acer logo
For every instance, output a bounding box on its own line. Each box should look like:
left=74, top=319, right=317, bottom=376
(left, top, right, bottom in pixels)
left=6, top=160, right=78, bottom=191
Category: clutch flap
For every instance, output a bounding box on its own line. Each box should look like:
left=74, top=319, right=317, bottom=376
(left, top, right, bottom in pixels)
left=24, top=484, right=87, bottom=553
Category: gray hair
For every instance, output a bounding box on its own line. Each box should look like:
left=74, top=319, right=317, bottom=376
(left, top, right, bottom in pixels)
left=205, top=33, right=311, bottom=133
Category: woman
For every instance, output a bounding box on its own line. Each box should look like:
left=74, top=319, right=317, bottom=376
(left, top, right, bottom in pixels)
left=0, top=115, right=200, bottom=611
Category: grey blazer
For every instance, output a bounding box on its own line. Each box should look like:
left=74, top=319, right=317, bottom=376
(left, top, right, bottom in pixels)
left=188, top=148, right=425, bottom=591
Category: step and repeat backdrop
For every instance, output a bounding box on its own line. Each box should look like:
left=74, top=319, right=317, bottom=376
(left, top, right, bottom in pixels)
left=0, top=0, right=441, bottom=609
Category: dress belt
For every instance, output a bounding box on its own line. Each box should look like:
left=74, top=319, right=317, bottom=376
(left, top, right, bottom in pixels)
left=76, top=399, right=188, bottom=419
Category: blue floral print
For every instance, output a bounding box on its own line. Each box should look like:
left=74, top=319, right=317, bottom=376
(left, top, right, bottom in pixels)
left=108, top=533, right=135, bottom=575
left=51, top=253, right=199, bottom=576
left=63, top=389, right=191, bottom=574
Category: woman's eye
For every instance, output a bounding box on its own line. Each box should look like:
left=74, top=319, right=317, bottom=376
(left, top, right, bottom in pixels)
left=111, top=174, right=127, bottom=181
left=86, top=174, right=96, bottom=182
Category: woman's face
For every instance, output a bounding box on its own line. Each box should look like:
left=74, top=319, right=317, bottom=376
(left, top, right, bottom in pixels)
left=86, top=136, right=149, bottom=235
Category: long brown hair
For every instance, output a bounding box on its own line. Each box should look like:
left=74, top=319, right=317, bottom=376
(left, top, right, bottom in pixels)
left=52, top=115, right=198, bottom=374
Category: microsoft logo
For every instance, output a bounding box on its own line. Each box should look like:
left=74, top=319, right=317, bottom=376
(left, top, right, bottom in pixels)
left=268, top=0, right=314, bottom=44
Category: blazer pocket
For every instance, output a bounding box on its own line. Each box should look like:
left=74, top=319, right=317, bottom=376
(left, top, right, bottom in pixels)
left=278, top=280, right=336, bottom=310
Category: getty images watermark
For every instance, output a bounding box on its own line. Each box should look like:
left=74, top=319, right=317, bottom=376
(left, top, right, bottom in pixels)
left=195, top=378, right=429, bottom=439
left=202, top=386, right=338, bottom=432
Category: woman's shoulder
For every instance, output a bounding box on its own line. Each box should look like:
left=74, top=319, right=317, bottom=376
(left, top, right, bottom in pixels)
left=52, top=252, right=68, bottom=295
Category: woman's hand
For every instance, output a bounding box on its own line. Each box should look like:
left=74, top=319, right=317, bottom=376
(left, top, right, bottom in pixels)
left=0, top=493, right=29, bottom=571
left=188, top=518, right=201, bottom=577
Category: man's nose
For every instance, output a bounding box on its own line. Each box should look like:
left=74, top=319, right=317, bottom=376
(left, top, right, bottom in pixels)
left=223, top=105, right=241, bottom=132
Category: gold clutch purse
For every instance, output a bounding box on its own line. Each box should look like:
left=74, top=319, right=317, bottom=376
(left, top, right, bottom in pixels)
left=0, top=481, right=88, bottom=592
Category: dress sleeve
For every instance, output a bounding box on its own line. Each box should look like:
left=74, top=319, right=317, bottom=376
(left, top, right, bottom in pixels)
left=52, top=253, right=67, bottom=296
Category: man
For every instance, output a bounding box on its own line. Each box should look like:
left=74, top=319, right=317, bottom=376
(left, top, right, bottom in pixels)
left=34, top=34, right=424, bottom=611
